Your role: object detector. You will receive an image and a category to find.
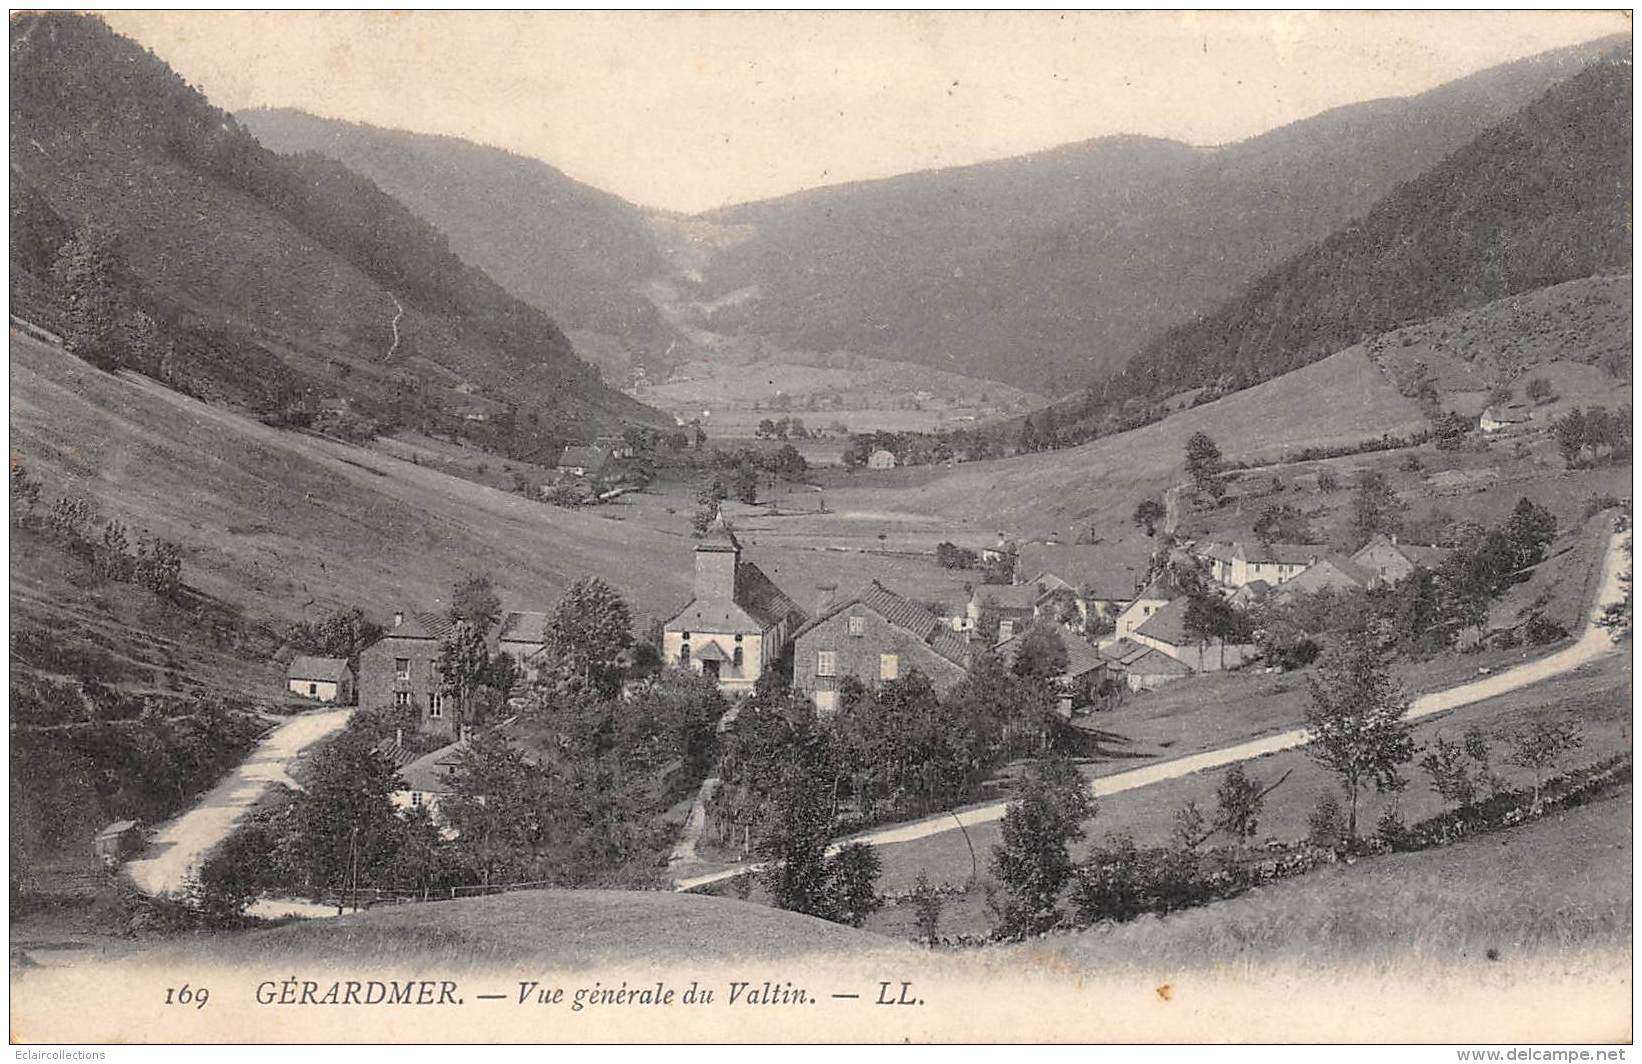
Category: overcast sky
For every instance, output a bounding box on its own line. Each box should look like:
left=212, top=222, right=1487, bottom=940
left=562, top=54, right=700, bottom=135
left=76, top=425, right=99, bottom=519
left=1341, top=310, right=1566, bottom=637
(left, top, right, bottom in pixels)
left=105, top=10, right=1628, bottom=214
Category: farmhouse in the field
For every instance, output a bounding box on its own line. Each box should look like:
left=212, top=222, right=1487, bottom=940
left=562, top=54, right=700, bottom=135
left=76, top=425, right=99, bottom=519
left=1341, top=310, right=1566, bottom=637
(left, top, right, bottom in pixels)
left=794, top=580, right=972, bottom=713
left=1479, top=404, right=1533, bottom=433
left=662, top=515, right=807, bottom=696
left=1276, top=553, right=1374, bottom=597
left=1351, top=533, right=1450, bottom=587
left=867, top=449, right=897, bottom=470
left=286, top=655, right=354, bottom=704
left=557, top=444, right=610, bottom=478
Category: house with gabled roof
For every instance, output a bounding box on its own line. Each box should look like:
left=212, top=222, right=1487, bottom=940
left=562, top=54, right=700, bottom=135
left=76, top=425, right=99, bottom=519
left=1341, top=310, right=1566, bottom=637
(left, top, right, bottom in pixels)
left=1277, top=554, right=1374, bottom=597
left=496, top=610, right=550, bottom=681
left=1351, top=533, right=1449, bottom=587
left=557, top=445, right=610, bottom=478
left=359, top=609, right=468, bottom=737
left=1479, top=405, right=1533, bottom=433
left=1014, top=542, right=1147, bottom=630
left=1113, top=573, right=1175, bottom=641
left=1195, top=540, right=1323, bottom=588
left=1099, top=639, right=1193, bottom=692
left=1131, top=598, right=1259, bottom=673
left=967, top=583, right=1038, bottom=642
left=286, top=655, right=354, bottom=704
left=663, top=515, right=807, bottom=696
left=793, top=580, right=972, bottom=713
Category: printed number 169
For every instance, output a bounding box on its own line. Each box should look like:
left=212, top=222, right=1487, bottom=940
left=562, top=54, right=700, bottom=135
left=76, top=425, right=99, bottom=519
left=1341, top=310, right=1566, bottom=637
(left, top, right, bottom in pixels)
left=164, top=984, right=210, bottom=1009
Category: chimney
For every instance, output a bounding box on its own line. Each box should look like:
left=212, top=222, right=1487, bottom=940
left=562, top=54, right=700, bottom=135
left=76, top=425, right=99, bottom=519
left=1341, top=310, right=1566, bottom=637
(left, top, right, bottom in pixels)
left=393, top=610, right=404, bottom=627
left=815, top=582, right=837, bottom=617
left=395, top=727, right=403, bottom=750
left=1390, top=534, right=1398, bottom=546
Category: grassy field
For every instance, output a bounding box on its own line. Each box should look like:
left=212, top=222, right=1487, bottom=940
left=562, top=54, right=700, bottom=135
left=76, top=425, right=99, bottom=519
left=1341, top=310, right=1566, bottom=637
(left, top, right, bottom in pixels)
left=861, top=651, right=1631, bottom=939
left=145, top=888, right=903, bottom=970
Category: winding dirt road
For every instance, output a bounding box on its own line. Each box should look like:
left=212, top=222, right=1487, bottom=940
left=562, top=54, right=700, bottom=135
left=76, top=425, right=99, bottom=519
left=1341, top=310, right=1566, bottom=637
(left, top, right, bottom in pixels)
left=676, top=529, right=1631, bottom=891
left=124, top=707, right=352, bottom=897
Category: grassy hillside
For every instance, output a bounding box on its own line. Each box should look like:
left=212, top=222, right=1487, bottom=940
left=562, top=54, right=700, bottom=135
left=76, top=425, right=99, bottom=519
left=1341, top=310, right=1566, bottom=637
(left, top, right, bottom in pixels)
left=883, top=345, right=1427, bottom=539
left=1089, top=51, right=1631, bottom=421
left=9, top=13, right=665, bottom=463
left=238, top=108, right=676, bottom=365
left=9, top=329, right=691, bottom=627
left=151, top=888, right=900, bottom=968
left=693, top=37, right=1620, bottom=395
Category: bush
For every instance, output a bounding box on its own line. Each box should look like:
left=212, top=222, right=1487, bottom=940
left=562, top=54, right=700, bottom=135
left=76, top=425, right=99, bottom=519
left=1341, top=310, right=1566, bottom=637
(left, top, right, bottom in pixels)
left=1524, top=614, right=1570, bottom=645
left=1307, top=790, right=1345, bottom=849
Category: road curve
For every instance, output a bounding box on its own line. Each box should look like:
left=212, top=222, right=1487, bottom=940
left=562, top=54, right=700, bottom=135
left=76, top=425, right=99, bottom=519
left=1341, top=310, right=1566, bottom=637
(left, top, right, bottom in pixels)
left=125, top=707, right=353, bottom=897
left=676, top=529, right=1631, bottom=892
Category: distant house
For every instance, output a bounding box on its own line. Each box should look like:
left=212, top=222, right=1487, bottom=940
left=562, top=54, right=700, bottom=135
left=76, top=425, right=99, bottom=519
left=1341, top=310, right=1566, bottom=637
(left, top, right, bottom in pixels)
left=93, top=820, right=144, bottom=868
left=867, top=449, right=897, bottom=470
left=1113, top=574, right=1174, bottom=641
left=595, top=434, right=636, bottom=459
left=391, top=740, right=467, bottom=830
left=1277, top=554, right=1373, bottom=597
left=496, top=611, right=550, bottom=682
left=286, top=655, right=355, bottom=704
left=967, top=583, right=1038, bottom=642
left=1479, top=405, right=1533, bottom=433
left=359, top=610, right=466, bottom=738
left=557, top=445, right=610, bottom=478
left=1014, top=542, right=1147, bottom=629
left=1131, top=598, right=1258, bottom=673
left=1196, top=541, right=1323, bottom=588
left=1351, top=534, right=1450, bottom=588
left=980, top=534, right=1017, bottom=565
left=663, top=516, right=807, bottom=696
left=794, top=581, right=972, bottom=713
left=316, top=396, right=351, bottom=415
left=1100, top=640, right=1193, bottom=692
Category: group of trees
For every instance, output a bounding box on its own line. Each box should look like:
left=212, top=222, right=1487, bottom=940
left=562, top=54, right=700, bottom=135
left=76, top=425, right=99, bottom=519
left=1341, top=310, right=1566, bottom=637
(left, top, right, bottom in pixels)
left=12, top=460, right=185, bottom=599
left=50, top=224, right=173, bottom=376
left=1550, top=406, right=1631, bottom=468
left=754, top=416, right=810, bottom=441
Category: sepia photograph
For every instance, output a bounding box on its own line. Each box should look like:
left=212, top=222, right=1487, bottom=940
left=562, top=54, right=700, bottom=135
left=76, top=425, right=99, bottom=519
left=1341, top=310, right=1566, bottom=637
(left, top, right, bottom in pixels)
left=6, top=8, right=1634, bottom=1046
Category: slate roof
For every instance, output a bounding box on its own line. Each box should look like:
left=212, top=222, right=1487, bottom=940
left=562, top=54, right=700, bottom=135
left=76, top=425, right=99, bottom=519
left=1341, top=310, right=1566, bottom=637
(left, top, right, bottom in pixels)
left=557, top=445, right=609, bottom=472
left=1281, top=554, right=1373, bottom=595
left=1133, top=598, right=1192, bottom=645
left=1235, top=542, right=1323, bottom=566
left=798, top=580, right=972, bottom=669
left=1098, top=639, right=1192, bottom=675
left=396, top=740, right=468, bottom=795
left=1354, top=534, right=1449, bottom=571
left=384, top=610, right=461, bottom=642
left=287, top=655, right=351, bottom=682
left=971, top=584, right=1039, bottom=612
left=497, top=611, right=549, bottom=644
left=733, top=561, right=806, bottom=630
left=1015, top=543, right=1146, bottom=601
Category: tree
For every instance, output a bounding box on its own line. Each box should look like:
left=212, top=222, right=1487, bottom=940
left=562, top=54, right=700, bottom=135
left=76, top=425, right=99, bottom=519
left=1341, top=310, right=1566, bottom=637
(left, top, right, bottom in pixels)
left=134, top=536, right=183, bottom=598
left=1419, top=734, right=1476, bottom=808
left=52, top=224, right=125, bottom=370
left=1302, top=636, right=1414, bottom=843
left=292, top=729, right=410, bottom=895
left=1011, top=626, right=1068, bottom=684
left=1213, top=763, right=1264, bottom=849
left=437, top=622, right=491, bottom=726
left=1502, top=497, right=1557, bottom=573
left=1525, top=377, right=1554, bottom=403
left=730, top=464, right=759, bottom=505
left=693, top=479, right=727, bottom=535
left=1597, top=537, right=1632, bottom=641
left=543, top=577, right=633, bottom=695
left=827, top=842, right=882, bottom=928
left=758, top=757, right=837, bottom=919
left=1351, top=470, right=1404, bottom=545
left=1133, top=499, right=1166, bottom=537
left=1253, top=504, right=1314, bottom=546
left=909, top=871, right=944, bottom=947
left=1506, top=720, right=1583, bottom=813
left=448, top=572, right=502, bottom=631
left=1183, top=432, right=1226, bottom=504
left=989, top=755, right=1094, bottom=939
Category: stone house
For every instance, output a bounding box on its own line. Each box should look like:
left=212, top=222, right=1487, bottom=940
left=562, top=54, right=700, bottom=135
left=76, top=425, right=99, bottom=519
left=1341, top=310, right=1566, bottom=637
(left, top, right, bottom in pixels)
left=286, top=655, right=354, bottom=704
left=1113, top=574, right=1174, bottom=641
left=1197, top=541, right=1323, bottom=588
left=793, top=581, right=972, bottom=713
left=967, top=583, right=1038, bottom=642
left=662, top=516, right=807, bottom=696
left=358, top=610, right=466, bottom=738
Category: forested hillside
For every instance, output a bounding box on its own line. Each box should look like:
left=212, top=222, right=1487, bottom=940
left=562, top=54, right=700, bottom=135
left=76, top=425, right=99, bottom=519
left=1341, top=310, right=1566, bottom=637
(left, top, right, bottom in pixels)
left=692, top=36, right=1621, bottom=394
left=9, top=13, right=665, bottom=463
left=239, top=108, right=677, bottom=364
left=1080, top=51, right=1632, bottom=426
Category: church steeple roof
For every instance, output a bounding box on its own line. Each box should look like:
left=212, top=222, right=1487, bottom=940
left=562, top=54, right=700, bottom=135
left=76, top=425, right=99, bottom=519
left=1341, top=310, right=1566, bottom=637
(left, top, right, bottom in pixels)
left=698, top=510, right=742, bottom=553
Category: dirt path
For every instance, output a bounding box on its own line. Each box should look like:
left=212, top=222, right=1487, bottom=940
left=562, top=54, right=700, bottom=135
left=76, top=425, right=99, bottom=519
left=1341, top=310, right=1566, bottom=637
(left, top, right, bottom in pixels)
left=124, top=707, right=352, bottom=897
left=676, top=529, right=1631, bottom=891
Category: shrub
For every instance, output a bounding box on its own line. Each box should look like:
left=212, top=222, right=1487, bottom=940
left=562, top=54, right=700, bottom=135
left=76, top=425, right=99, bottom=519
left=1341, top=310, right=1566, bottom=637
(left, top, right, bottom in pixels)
left=1524, top=614, right=1569, bottom=645
left=1307, top=790, right=1345, bottom=848
left=909, top=871, right=944, bottom=947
